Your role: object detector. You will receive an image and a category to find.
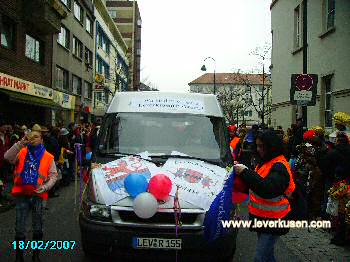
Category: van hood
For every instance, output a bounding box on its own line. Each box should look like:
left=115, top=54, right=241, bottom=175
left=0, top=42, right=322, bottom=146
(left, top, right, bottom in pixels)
left=88, top=155, right=229, bottom=211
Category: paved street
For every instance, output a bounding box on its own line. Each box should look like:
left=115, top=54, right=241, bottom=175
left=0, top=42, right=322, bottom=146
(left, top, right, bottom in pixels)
left=0, top=182, right=349, bottom=262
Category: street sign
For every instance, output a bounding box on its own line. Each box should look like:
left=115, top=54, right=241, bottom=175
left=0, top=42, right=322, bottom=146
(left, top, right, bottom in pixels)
left=290, top=74, right=318, bottom=106
left=94, top=84, right=104, bottom=91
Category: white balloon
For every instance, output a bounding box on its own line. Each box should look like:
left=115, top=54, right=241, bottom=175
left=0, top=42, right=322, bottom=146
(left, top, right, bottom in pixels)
left=133, top=192, right=158, bottom=219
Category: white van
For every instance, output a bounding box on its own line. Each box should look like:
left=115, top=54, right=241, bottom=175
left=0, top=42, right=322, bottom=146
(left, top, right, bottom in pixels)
left=79, top=92, right=237, bottom=261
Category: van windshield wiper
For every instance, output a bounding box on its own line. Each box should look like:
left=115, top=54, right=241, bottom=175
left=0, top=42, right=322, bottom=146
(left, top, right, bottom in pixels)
left=149, top=154, right=222, bottom=166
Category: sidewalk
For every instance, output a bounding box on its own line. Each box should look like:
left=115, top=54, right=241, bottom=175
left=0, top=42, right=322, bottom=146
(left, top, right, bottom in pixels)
left=235, top=201, right=350, bottom=261
left=0, top=200, right=15, bottom=213
left=281, top=228, right=350, bottom=261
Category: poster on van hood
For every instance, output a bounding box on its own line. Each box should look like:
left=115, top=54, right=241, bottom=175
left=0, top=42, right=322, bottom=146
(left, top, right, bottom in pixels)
left=92, top=155, right=228, bottom=210
left=163, top=158, right=228, bottom=211
left=92, top=156, right=160, bottom=205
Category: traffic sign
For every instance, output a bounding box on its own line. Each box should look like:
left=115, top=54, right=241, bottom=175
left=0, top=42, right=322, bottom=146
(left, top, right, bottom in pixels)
left=290, top=74, right=318, bottom=106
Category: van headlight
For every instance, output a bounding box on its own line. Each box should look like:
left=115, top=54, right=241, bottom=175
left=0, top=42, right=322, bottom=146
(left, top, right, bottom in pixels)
left=82, top=200, right=111, bottom=221
left=90, top=204, right=111, bottom=219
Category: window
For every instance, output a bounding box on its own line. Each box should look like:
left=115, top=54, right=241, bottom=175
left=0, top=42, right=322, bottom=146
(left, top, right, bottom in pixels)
left=97, top=56, right=110, bottom=79
left=57, top=25, right=70, bottom=49
left=84, top=81, right=92, bottom=99
left=109, top=10, right=117, bottom=19
left=95, top=91, right=104, bottom=102
left=25, top=34, right=41, bottom=63
left=72, top=75, right=82, bottom=95
left=324, top=75, right=333, bottom=128
left=0, top=15, right=15, bottom=49
left=104, top=64, right=110, bottom=79
left=97, top=57, right=103, bottom=75
left=326, top=0, right=335, bottom=29
left=56, top=66, right=69, bottom=90
left=72, top=36, right=83, bottom=59
left=86, top=16, right=93, bottom=34
left=60, top=0, right=71, bottom=8
left=242, top=110, right=252, bottom=117
left=294, top=5, right=302, bottom=48
left=84, top=47, right=93, bottom=66
left=104, top=89, right=109, bottom=104
left=97, top=25, right=110, bottom=54
left=74, top=1, right=83, bottom=23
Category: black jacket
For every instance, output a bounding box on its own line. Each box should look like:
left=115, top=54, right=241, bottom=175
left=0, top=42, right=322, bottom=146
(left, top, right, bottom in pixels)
left=323, top=144, right=350, bottom=183
left=240, top=162, right=291, bottom=235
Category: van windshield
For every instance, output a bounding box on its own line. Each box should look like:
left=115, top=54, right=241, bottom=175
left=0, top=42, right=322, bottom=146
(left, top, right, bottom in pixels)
left=98, top=112, right=229, bottom=163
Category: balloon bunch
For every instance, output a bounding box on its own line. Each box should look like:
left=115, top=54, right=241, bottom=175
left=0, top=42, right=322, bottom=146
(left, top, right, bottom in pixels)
left=124, top=173, right=173, bottom=219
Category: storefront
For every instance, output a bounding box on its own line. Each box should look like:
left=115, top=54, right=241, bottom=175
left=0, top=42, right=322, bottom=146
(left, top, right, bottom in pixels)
left=93, top=74, right=107, bottom=123
left=0, top=72, right=58, bottom=126
left=52, top=90, right=76, bottom=126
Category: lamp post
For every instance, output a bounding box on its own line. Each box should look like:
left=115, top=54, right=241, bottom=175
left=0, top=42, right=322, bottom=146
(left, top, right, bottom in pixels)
left=201, top=57, right=216, bottom=94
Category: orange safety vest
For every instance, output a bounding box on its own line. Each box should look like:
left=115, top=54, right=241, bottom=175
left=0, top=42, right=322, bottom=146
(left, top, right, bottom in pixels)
left=248, top=155, right=295, bottom=219
left=12, top=147, right=54, bottom=200
left=230, top=137, right=241, bottom=160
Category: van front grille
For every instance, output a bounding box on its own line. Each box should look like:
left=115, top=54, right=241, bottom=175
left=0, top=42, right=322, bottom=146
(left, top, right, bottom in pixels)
left=118, top=210, right=199, bottom=225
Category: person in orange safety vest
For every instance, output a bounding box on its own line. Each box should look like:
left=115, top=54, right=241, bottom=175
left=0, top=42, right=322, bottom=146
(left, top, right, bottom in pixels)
left=228, top=125, right=241, bottom=161
left=233, top=130, right=295, bottom=262
left=4, top=124, right=58, bottom=262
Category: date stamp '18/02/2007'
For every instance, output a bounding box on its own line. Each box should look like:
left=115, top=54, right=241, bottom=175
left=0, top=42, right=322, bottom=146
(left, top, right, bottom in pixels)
left=12, top=241, right=76, bottom=250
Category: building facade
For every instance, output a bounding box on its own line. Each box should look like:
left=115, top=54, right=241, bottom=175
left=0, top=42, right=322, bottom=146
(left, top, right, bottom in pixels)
left=52, top=0, right=95, bottom=126
left=94, top=0, right=129, bottom=121
left=0, top=0, right=66, bottom=126
left=106, top=0, right=141, bottom=91
left=189, top=73, right=272, bottom=126
left=270, top=0, right=350, bottom=131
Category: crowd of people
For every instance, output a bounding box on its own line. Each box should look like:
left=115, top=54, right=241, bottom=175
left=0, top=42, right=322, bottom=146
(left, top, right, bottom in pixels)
left=0, top=121, right=100, bottom=208
left=0, top=112, right=349, bottom=261
left=229, top=112, right=350, bottom=261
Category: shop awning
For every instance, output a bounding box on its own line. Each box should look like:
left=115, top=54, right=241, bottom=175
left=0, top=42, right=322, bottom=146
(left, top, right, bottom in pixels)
left=0, top=89, right=61, bottom=109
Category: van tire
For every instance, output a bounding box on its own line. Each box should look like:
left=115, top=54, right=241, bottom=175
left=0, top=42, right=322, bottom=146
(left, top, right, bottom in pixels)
left=81, top=238, right=111, bottom=257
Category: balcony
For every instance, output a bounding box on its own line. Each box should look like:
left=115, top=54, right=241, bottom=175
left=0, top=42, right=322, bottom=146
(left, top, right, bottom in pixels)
left=23, top=0, right=67, bottom=34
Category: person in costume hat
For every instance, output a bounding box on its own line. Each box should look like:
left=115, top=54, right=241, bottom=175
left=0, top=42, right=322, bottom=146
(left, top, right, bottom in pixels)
left=324, top=131, right=350, bottom=245
left=4, top=124, right=58, bottom=262
left=329, top=112, right=350, bottom=144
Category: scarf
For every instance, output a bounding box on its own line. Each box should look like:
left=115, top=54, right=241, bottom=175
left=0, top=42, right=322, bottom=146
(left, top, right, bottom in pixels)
left=20, top=144, right=46, bottom=186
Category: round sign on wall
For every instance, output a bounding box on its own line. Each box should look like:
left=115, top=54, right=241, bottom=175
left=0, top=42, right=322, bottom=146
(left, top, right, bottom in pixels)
left=295, top=74, right=313, bottom=91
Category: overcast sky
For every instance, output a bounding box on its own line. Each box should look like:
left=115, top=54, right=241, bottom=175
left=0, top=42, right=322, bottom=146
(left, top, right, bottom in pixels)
left=137, top=0, right=271, bottom=92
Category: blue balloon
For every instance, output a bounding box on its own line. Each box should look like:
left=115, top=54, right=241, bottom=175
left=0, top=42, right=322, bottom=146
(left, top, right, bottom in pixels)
left=86, top=152, right=92, bottom=160
left=124, top=173, right=149, bottom=198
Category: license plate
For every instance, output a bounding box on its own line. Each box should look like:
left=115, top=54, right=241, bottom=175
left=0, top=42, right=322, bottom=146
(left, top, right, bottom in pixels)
left=132, top=237, right=182, bottom=250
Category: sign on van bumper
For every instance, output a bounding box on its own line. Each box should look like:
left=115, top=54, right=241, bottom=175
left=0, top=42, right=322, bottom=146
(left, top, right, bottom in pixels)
left=79, top=213, right=237, bottom=261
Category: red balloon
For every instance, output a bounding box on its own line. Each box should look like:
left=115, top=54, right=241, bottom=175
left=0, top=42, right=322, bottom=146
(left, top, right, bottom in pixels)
left=148, top=174, right=172, bottom=201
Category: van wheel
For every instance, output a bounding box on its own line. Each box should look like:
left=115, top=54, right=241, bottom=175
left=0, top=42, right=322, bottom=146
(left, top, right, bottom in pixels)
left=81, top=238, right=111, bottom=257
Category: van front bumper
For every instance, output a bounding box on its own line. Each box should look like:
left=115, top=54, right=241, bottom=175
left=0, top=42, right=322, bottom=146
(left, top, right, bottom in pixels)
left=79, top=213, right=237, bottom=261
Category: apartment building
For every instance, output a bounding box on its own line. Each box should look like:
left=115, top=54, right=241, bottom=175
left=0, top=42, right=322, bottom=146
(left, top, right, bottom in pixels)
left=93, top=0, right=129, bottom=121
left=0, top=0, right=66, bottom=125
left=189, top=73, right=272, bottom=126
left=270, top=0, right=350, bottom=131
left=52, top=0, right=95, bottom=125
left=106, top=0, right=141, bottom=91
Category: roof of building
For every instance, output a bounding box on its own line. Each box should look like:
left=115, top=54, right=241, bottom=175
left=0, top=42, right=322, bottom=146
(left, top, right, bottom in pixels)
left=139, top=82, right=159, bottom=91
left=188, top=73, right=271, bottom=86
